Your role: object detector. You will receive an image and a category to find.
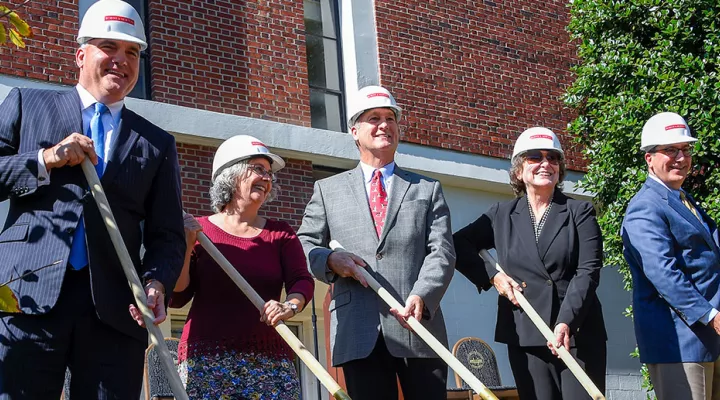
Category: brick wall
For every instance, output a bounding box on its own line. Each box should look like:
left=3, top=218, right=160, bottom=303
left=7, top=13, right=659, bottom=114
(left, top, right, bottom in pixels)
left=0, top=0, right=78, bottom=84
left=3, top=0, right=312, bottom=126
left=375, top=0, right=585, bottom=169
left=5, top=0, right=587, bottom=169
left=177, top=142, right=314, bottom=230
left=148, top=0, right=312, bottom=125
left=177, top=142, right=214, bottom=217
left=263, top=158, right=315, bottom=230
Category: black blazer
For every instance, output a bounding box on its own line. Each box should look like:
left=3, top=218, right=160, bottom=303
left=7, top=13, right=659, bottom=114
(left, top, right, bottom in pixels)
left=0, top=88, right=186, bottom=342
left=454, top=190, right=606, bottom=347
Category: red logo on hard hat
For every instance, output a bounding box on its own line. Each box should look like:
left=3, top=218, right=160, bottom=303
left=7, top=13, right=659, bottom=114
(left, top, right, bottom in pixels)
left=251, top=141, right=267, bottom=148
left=105, top=15, right=135, bottom=25
left=530, top=134, right=553, bottom=140
left=367, top=93, right=390, bottom=99
left=665, top=124, right=686, bottom=131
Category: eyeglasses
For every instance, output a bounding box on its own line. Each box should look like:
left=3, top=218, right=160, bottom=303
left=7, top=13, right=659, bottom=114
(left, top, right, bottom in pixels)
left=651, top=146, right=693, bottom=158
left=248, top=164, right=275, bottom=180
left=524, top=150, right=562, bottom=165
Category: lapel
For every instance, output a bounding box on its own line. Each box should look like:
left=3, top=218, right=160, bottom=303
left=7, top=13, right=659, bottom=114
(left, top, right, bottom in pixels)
left=537, top=190, right=570, bottom=260
left=379, top=166, right=411, bottom=245
left=54, top=89, right=82, bottom=146
left=346, top=165, right=380, bottom=243
left=510, top=196, right=552, bottom=279
left=646, top=178, right=719, bottom=255
left=676, top=190, right=719, bottom=255
left=698, top=203, right=720, bottom=249
left=101, top=106, right=139, bottom=185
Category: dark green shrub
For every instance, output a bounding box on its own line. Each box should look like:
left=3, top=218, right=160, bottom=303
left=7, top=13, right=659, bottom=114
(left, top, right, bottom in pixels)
left=566, top=0, right=720, bottom=396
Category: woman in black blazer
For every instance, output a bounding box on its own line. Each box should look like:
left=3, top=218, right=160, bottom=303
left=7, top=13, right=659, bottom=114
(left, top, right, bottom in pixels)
left=454, top=127, right=606, bottom=400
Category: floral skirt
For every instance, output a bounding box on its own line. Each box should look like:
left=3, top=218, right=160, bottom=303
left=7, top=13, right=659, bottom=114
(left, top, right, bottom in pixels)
left=178, top=349, right=301, bottom=400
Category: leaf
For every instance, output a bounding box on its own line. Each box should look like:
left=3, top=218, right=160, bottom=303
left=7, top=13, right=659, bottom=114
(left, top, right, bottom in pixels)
left=8, top=28, right=24, bottom=48
left=0, top=27, right=5, bottom=45
left=8, top=11, right=31, bottom=38
left=0, top=285, right=21, bottom=313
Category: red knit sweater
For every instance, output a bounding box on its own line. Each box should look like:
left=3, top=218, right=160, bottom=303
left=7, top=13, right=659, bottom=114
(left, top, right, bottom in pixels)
left=170, top=216, right=314, bottom=360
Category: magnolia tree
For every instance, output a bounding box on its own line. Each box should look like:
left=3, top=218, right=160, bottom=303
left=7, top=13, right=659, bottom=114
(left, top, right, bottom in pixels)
left=1, top=0, right=32, bottom=47
left=566, top=0, right=720, bottom=396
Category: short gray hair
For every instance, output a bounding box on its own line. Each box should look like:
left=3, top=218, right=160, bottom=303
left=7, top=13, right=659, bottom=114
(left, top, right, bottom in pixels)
left=508, top=153, right=566, bottom=196
left=209, top=160, right=279, bottom=213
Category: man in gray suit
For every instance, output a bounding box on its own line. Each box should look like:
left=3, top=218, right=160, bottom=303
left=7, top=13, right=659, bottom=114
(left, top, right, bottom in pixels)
left=298, top=86, right=455, bottom=400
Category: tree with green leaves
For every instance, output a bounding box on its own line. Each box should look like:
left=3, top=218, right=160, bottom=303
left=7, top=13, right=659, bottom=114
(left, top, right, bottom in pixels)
left=1, top=0, right=32, bottom=47
left=566, top=0, right=720, bottom=396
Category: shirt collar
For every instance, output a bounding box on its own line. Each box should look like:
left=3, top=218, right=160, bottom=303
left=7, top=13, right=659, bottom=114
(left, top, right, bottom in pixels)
left=648, top=173, right=686, bottom=197
left=360, top=161, right=396, bottom=183
left=76, top=84, right=124, bottom=121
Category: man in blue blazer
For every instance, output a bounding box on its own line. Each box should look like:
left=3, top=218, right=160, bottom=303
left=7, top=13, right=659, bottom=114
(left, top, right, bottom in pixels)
left=0, top=1, right=185, bottom=398
left=622, top=112, right=720, bottom=400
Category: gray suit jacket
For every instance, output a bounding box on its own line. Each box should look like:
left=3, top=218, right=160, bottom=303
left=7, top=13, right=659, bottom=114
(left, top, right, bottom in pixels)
left=297, top=164, right=455, bottom=366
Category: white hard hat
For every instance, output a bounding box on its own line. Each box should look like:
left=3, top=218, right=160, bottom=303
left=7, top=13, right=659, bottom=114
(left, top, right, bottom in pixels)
left=640, top=112, right=697, bottom=152
left=212, top=135, right=285, bottom=182
left=511, top=127, right=564, bottom=161
left=347, top=86, right=402, bottom=127
left=77, top=0, right=147, bottom=51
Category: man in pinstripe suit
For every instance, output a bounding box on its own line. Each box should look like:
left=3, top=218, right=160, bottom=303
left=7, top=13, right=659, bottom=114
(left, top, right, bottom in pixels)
left=298, top=86, right=456, bottom=400
left=0, top=1, right=185, bottom=398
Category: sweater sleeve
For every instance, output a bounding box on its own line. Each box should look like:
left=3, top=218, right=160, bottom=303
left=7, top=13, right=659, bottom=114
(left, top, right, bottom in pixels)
left=279, top=224, right=315, bottom=303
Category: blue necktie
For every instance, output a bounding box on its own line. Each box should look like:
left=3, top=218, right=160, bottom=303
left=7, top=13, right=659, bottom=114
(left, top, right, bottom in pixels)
left=68, top=103, right=108, bottom=270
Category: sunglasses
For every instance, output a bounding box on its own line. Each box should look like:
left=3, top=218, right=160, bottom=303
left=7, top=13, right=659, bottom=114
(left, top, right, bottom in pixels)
left=524, top=150, right=562, bottom=165
left=248, top=164, right=275, bottom=180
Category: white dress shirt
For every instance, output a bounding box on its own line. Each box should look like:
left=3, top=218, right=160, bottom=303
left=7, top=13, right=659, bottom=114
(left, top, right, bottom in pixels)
left=359, top=161, right=395, bottom=200
left=37, top=84, right=124, bottom=184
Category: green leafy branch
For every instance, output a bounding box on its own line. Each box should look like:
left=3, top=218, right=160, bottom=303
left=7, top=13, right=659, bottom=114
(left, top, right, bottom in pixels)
left=0, top=0, right=32, bottom=48
left=566, top=0, right=720, bottom=397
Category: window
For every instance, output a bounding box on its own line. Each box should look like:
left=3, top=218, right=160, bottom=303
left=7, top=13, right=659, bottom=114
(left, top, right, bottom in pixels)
left=304, top=0, right=345, bottom=132
left=78, top=0, right=151, bottom=100
left=286, top=322, right=304, bottom=383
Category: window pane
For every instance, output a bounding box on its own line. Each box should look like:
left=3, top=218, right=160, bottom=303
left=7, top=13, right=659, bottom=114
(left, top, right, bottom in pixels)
left=304, top=0, right=336, bottom=39
left=304, top=0, right=322, bottom=36
left=128, top=56, right=148, bottom=99
left=320, top=0, right=337, bottom=39
left=322, top=38, right=340, bottom=91
left=306, top=36, right=340, bottom=91
left=310, top=89, right=342, bottom=132
left=323, top=92, right=342, bottom=131
left=309, top=89, right=327, bottom=129
left=306, top=35, right=326, bottom=88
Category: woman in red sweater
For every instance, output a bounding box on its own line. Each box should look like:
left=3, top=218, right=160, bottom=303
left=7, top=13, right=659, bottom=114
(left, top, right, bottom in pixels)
left=170, top=135, right=314, bottom=399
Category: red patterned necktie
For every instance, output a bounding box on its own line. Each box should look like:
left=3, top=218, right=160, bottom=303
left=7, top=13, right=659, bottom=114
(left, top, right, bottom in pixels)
left=369, top=169, right=388, bottom=237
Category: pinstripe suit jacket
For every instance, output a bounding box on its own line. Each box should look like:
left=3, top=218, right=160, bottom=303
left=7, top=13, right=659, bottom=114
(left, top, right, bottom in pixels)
left=0, top=87, right=185, bottom=341
left=297, top=164, right=455, bottom=366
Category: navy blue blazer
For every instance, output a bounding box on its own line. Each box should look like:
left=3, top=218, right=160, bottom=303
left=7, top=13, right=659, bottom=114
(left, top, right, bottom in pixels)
left=622, top=177, right=720, bottom=363
left=0, top=87, right=185, bottom=342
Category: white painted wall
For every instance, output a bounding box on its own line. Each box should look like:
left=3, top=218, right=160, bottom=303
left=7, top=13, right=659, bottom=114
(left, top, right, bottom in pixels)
left=441, top=184, right=516, bottom=385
